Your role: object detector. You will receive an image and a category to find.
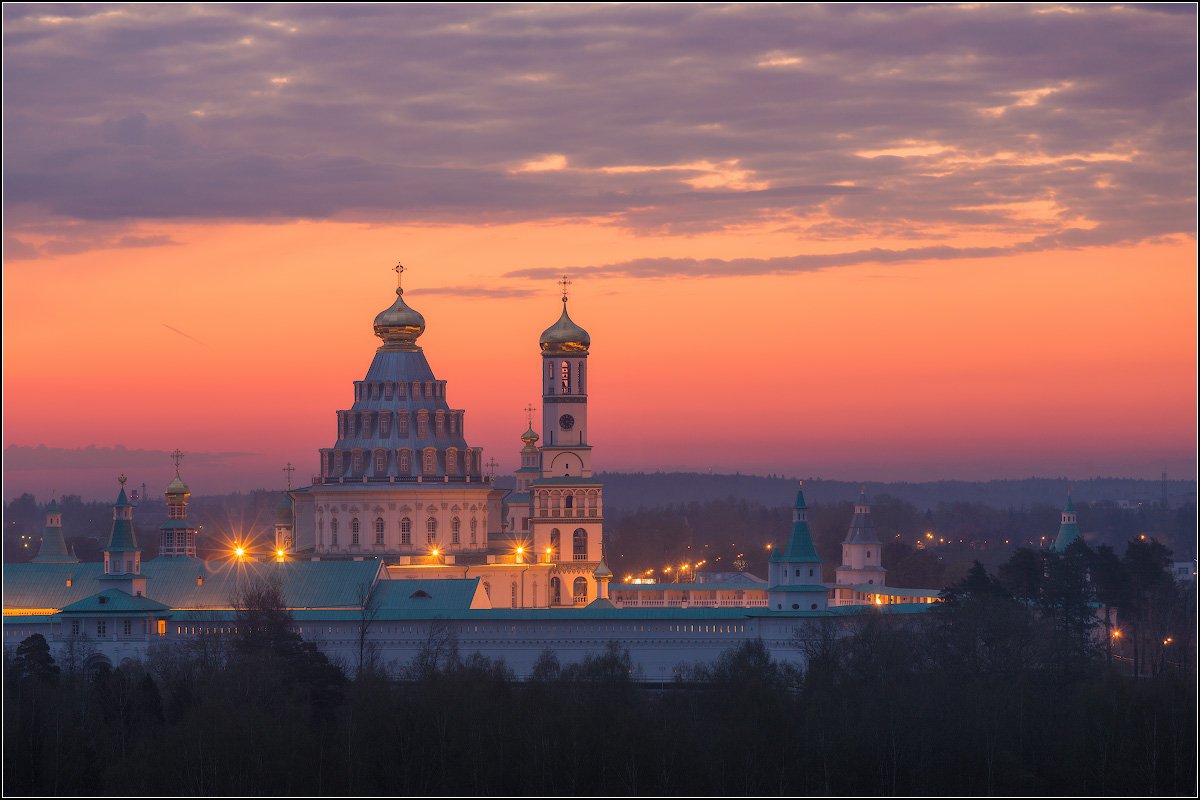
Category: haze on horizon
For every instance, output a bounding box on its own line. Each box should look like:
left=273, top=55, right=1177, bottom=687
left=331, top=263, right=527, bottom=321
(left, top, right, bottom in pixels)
left=3, top=4, right=1196, bottom=502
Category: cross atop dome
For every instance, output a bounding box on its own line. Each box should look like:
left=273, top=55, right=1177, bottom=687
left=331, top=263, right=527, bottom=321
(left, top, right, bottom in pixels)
left=374, top=261, right=426, bottom=351
left=394, top=261, right=406, bottom=290
left=171, top=448, right=185, bottom=474
left=558, top=274, right=572, bottom=303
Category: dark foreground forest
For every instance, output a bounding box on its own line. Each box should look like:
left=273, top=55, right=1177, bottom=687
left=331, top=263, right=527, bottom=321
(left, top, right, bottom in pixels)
left=6, top=540, right=1196, bottom=797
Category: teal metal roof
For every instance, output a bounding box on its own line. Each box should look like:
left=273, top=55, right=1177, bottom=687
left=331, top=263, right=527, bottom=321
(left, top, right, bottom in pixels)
left=505, top=492, right=531, bottom=504
left=3, top=558, right=383, bottom=612
left=370, top=579, right=482, bottom=611
left=770, top=485, right=821, bottom=564
left=59, top=588, right=171, bottom=615
left=844, top=490, right=881, bottom=545
left=32, top=522, right=76, bottom=564
left=611, top=581, right=765, bottom=592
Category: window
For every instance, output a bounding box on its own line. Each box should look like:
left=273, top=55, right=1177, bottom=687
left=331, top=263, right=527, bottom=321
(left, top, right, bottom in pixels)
left=426, top=517, right=437, bottom=544
left=578, top=362, right=585, bottom=393
left=511, top=582, right=518, bottom=608
left=331, top=518, right=339, bottom=546
left=809, top=568, right=814, bottom=577
left=71, top=620, right=80, bottom=637
left=399, top=450, right=411, bottom=473
left=550, top=528, right=561, bottom=560
left=398, top=413, right=410, bottom=436
left=560, top=360, right=570, bottom=393
left=123, top=619, right=132, bottom=636
left=470, top=518, right=477, bottom=544
left=451, top=518, right=461, bottom=544
left=573, top=577, right=587, bottom=604
left=352, top=518, right=360, bottom=545
left=417, top=412, right=429, bottom=438
left=565, top=495, right=573, bottom=509
left=157, top=619, right=166, bottom=636
left=375, top=450, right=386, bottom=474
left=573, top=528, right=587, bottom=560
left=423, top=449, right=436, bottom=474
left=352, top=451, right=362, bottom=474
left=401, top=517, right=412, bottom=545
left=375, top=517, right=385, bottom=545
left=97, top=620, right=107, bottom=637
left=550, top=577, right=561, bottom=605
left=446, top=448, right=457, bottom=475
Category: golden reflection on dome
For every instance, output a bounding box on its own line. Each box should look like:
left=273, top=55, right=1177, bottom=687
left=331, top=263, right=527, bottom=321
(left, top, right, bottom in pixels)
left=374, top=287, right=426, bottom=352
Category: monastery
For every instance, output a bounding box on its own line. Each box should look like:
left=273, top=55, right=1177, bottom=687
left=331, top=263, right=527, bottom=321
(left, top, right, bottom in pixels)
left=4, top=269, right=950, bottom=677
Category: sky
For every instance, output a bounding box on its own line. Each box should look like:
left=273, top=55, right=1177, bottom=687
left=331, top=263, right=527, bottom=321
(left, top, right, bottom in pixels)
left=3, top=3, right=1196, bottom=501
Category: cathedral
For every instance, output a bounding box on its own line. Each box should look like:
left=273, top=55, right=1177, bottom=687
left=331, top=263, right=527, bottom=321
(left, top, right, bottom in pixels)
left=3, top=266, right=947, bottom=677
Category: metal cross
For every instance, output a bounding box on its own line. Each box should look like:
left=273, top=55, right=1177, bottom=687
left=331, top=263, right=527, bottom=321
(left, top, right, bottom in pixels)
left=558, top=274, right=571, bottom=302
left=486, top=457, right=498, bottom=479
left=524, top=403, right=536, bottom=426
left=170, top=448, right=185, bottom=473
left=118, top=474, right=128, bottom=487
left=284, top=462, right=295, bottom=490
left=394, top=261, right=406, bottom=289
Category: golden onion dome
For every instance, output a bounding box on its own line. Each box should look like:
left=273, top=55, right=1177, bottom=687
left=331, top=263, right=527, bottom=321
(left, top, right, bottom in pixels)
left=165, top=473, right=189, bottom=497
left=374, top=288, right=426, bottom=351
left=539, top=301, right=590, bottom=354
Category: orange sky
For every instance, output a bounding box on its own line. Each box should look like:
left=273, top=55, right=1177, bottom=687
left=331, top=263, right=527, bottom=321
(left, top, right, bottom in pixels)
left=3, top=220, right=1195, bottom=498
left=3, top=4, right=1196, bottom=499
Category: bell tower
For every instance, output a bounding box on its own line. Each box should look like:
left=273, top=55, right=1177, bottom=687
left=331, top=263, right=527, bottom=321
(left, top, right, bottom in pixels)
left=530, top=278, right=604, bottom=604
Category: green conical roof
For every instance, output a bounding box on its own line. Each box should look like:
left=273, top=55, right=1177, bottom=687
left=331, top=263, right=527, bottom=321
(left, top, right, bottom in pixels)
left=770, top=484, right=821, bottom=564
left=1052, top=492, right=1081, bottom=553
left=106, top=482, right=140, bottom=553
left=33, top=499, right=77, bottom=564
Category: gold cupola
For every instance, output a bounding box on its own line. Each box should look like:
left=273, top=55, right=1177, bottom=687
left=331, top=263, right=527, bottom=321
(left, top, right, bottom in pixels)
left=374, top=264, right=426, bottom=352
left=539, top=299, right=590, bottom=354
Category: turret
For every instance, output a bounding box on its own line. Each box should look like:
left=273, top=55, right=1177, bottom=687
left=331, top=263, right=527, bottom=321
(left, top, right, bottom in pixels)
left=101, top=476, right=148, bottom=597
left=32, top=498, right=77, bottom=563
left=159, top=450, right=198, bottom=557
left=768, top=483, right=827, bottom=611
left=1051, top=488, right=1082, bottom=552
left=834, top=487, right=887, bottom=588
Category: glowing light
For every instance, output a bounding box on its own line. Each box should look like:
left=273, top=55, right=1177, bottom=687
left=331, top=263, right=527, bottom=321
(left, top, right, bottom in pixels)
left=874, top=596, right=883, bottom=606
left=431, top=548, right=440, bottom=557
left=276, top=549, right=285, bottom=558
left=1111, top=629, right=1122, bottom=639
left=234, top=545, right=245, bottom=558
left=516, top=546, right=524, bottom=555
left=1139, top=534, right=1147, bottom=541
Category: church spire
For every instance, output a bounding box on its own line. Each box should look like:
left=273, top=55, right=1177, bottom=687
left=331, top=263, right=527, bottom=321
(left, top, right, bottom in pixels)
left=373, top=262, right=426, bottom=352
left=32, top=497, right=77, bottom=564
left=770, top=482, right=821, bottom=564
left=161, top=450, right=198, bottom=557
left=1052, top=486, right=1082, bottom=552
left=104, top=475, right=142, bottom=575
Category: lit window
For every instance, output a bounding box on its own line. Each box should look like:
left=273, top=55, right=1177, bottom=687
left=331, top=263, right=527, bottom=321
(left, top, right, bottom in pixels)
left=375, top=517, right=385, bottom=545
left=573, top=528, right=587, bottom=560
left=426, top=517, right=437, bottom=543
left=401, top=517, right=412, bottom=545
left=573, top=577, right=587, bottom=604
left=561, top=360, right=570, bottom=393
left=550, top=528, right=561, bottom=559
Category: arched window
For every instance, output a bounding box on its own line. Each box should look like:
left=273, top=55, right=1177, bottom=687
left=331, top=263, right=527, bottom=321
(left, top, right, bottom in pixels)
left=470, top=518, right=478, bottom=544
left=374, top=450, right=386, bottom=475
left=550, top=577, right=561, bottom=605
left=446, top=448, right=458, bottom=475
left=398, top=413, right=410, bottom=436
left=550, top=528, right=561, bottom=560
left=423, top=448, right=436, bottom=474
left=400, top=517, right=412, bottom=545
left=426, top=517, right=437, bottom=544
left=417, top=412, right=429, bottom=438
left=511, top=582, right=518, bottom=608
left=451, top=517, right=461, bottom=544
left=565, top=495, right=573, bottom=509
left=331, top=518, right=339, bottom=546
left=572, top=577, right=587, bottom=604
left=375, top=517, right=385, bottom=545
left=573, top=528, right=587, bottom=560
left=560, top=360, right=570, bottom=393
left=399, top=450, right=411, bottom=474
left=351, top=518, right=360, bottom=545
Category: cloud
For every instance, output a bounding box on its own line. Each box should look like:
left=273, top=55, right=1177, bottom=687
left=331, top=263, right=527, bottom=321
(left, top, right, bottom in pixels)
left=3, top=4, right=1194, bottom=256
left=5, top=444, right=255, bottom=472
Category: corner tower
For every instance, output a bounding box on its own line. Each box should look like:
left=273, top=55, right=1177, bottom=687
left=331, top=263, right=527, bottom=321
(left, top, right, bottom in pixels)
left=1051, top=488, right=1081, bottom=552
left=33, top=498, right=77, bottom=564
left=834, top=488, right=887, bottom=588
left=768, top=483, right=826, bottom=611
left=531, top=278, right=604, bottom=605
left=102, top=476, right=148, bottom=597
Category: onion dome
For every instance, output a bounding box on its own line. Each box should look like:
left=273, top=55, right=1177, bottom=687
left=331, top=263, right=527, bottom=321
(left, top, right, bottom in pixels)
left=165, top=472, right=189, bottom=498
left=593, top=559, right=613, bottom=579
left=539, top=300, right=590, bottom=354
left=521, top=424, right=540, bottom=447
left=374, top=287, right=426, bottom=352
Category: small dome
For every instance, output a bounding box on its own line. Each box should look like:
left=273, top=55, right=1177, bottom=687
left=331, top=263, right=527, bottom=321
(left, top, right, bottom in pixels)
left=374, top=288, right=426, bottom=351
left=539, top=301, right=590, bottom=354
left=594, top=559, right=613, bottom=579
left=165, top=474, right=189, bottom=496
left=521, top=425, right=539, bottom=445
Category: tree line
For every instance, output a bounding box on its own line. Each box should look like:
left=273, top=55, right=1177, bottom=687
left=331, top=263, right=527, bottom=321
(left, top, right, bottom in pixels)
left=5, top=535, right=1195, bottom=796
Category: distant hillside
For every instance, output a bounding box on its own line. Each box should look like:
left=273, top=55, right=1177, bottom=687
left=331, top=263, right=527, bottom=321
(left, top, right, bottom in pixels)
left=567, top=472, right=1199, bottom=513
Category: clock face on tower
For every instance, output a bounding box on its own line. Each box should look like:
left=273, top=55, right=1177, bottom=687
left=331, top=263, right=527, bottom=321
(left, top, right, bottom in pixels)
left=559, top=414, right=575, bottom=431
